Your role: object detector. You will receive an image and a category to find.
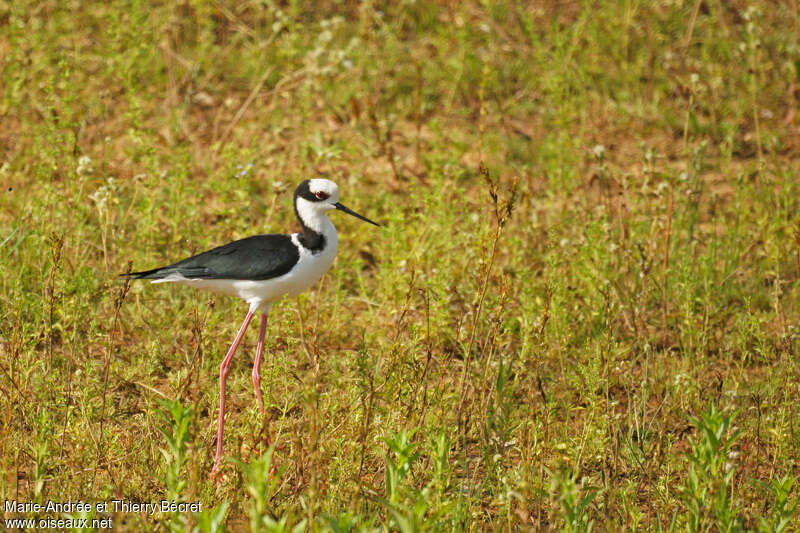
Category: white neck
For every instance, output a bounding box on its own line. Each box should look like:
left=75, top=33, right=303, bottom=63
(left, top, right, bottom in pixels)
left=295, top=197, right=337, bottom=238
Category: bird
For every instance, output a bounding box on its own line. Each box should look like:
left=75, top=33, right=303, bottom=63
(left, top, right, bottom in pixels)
left=126, top=179, right=380, bottom=475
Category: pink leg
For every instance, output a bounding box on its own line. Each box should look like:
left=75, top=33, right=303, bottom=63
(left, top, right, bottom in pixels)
left=252, top=306, right=270, bottom=415
left=211, top=309, right=256, bottom=477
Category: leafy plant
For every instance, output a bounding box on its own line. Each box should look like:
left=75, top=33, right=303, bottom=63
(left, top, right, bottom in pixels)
left=158, top=398, right=229, bottom=532
left=682, top=404, right=743, bottom=532
left=384, top=428, right=422, bottom=505
left=549, top=469, right=598, bottom=533
left=757, top=474, right=798, bottom=533
left=157, top=398, right=193, bottom=501
left=235, top=445, right=306, bottom=533
left=192, top=503, right=230, bottom=533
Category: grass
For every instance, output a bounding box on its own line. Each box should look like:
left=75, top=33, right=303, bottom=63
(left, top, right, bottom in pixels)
left=1, top=0, right=799, bottom=530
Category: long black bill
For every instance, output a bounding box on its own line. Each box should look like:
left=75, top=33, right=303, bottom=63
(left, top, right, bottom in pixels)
left=334, top=202, right=381, bottom=227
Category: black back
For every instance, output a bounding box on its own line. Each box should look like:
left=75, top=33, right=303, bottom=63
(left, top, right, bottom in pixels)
left=129, top=234, right=300, bottom=281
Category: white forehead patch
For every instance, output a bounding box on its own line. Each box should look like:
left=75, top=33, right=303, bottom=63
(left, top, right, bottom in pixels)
left=308, top=178, right=339, bottom=201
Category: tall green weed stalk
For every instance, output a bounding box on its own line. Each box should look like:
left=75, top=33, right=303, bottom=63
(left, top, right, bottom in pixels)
left=682, top=404, right=742, bottom=532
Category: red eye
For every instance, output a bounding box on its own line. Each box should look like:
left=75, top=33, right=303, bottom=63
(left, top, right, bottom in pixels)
left=315, top=191, right=329, bottom=200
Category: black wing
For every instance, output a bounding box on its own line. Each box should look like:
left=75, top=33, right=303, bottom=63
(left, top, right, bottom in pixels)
left=128, top=234, right=299, bottom=281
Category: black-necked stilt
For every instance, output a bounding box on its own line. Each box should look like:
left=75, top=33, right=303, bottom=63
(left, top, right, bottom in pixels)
left=127, top=179, right=380, bottom=475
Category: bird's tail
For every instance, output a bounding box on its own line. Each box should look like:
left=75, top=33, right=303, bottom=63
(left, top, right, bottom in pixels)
left=120, top=267, right=167, bottom=280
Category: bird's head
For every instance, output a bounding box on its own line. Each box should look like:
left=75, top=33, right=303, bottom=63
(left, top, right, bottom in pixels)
left=294, top=179, right=380, bottom=228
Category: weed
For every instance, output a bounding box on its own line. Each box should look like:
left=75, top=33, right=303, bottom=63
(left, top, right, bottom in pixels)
left=380, top=428, right=458, bottom=532
left=158, top=399, right=193, bottom=501
left=235, top=445, right=305, bottom=533
left=682, top=404, right=743, bottom=532
left=158, top=398, right=228, bottom=531
left=549, top=469, right=599, bottom=533
left=757, top=474, right=799, bottom=533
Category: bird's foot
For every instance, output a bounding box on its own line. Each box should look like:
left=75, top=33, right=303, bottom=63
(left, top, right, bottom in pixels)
left=210, top=460, right=224, bottom=483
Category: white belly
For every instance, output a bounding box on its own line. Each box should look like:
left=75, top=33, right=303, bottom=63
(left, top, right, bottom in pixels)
left=154, top=233, right=339, bottom=311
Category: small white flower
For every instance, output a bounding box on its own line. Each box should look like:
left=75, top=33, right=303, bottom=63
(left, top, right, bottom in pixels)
left=593, top=144, right=606, bottom=159
left=89, top=189, right=108, bottom=210
left=77, top=156, right=94, bottom=176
